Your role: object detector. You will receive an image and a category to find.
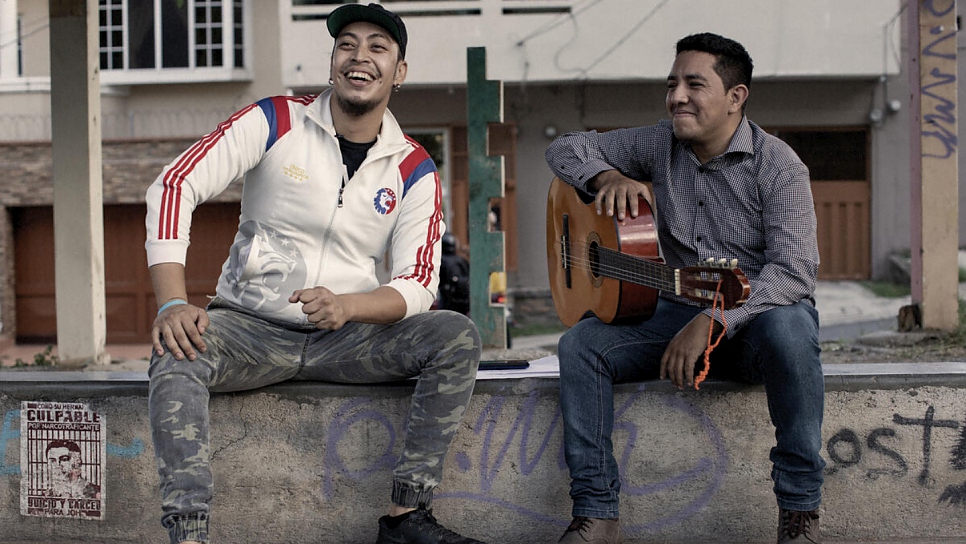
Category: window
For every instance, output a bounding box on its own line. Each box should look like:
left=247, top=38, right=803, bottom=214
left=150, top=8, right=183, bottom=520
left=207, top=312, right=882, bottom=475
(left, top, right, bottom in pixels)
left=770, top=128, right=868, bottom=181
left=98, top=0, right=247, bottom=80
left=407, top=129, right=452, bottom=223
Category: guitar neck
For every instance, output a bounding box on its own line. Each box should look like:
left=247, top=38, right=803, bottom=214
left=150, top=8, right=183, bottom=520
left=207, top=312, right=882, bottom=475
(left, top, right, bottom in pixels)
left=595, top=244, right=680, bottom=294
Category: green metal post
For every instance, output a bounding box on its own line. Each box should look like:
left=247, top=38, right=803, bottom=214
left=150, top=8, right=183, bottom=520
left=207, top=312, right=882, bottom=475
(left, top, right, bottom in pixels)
left=466, top=47, right=507, bottom=348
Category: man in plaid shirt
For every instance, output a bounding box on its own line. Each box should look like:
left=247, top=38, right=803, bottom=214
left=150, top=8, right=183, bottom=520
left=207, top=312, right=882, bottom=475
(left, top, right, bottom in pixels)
left=546, top=33, right=824, bottom=544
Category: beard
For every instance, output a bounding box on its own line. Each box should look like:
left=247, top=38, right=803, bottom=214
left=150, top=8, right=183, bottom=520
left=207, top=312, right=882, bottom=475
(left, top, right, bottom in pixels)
left=335, top=93, right=379, bottom=118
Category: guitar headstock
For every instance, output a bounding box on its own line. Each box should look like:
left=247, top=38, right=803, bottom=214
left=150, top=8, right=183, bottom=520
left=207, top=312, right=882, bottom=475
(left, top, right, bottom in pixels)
left=678, top=258, right=750, bottom=309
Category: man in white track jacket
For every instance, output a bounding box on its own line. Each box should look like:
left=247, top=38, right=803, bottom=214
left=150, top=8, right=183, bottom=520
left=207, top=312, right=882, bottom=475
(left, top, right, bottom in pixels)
left=144, top=4, right=485, bottom=544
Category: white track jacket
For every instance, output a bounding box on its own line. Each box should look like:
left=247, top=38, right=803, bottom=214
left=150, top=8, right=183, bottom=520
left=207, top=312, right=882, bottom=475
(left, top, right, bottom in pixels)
left=145, top=90, right=444, bottom=325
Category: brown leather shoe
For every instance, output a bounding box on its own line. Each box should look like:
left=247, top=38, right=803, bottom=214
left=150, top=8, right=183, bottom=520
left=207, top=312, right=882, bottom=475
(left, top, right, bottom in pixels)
left=777, top=508, right=821, bottom=543
left=557, top=517, right=622, bottom=544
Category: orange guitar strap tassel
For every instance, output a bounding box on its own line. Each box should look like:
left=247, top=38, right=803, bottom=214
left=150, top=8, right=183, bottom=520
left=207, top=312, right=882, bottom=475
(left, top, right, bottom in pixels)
left=694, top=280, right=727, bottom=390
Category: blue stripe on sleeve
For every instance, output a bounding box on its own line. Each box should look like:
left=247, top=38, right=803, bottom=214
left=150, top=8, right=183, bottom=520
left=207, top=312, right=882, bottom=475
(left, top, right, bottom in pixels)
left=256, top=97, right=279, bottom=152
left=403, top=157, right=437, bottom=198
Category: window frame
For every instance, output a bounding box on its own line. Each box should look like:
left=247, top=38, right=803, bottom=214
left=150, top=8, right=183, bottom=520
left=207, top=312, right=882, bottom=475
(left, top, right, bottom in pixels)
left=98, top=0, right=252, bottom=85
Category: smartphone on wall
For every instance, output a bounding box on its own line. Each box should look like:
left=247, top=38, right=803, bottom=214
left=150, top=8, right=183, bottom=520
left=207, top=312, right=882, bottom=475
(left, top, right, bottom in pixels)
left=478, top=360, right=530, bottom=370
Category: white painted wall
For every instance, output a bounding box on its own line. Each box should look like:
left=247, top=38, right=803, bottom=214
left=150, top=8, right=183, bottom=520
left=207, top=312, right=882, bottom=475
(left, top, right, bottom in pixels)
left=281, top=0, right=902, bottom=88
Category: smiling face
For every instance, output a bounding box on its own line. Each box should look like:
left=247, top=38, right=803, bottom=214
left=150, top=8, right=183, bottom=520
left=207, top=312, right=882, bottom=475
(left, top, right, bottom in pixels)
left=666, top=50, right=747, bottom=162
left=330, top=21, right=407, bottom=118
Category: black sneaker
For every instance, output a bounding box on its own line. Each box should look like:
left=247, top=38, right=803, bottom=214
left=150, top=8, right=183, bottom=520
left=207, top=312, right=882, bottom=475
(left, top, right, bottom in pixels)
left=375, top=508, right=486, bottom=544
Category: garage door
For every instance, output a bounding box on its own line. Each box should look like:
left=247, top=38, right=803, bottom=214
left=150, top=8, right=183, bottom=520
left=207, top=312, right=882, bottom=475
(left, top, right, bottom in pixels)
left=811, top=180, right=870, bottom=279
left=14, top=203, right=238, bottom=343
left=771, top=127, right=870, bottom=280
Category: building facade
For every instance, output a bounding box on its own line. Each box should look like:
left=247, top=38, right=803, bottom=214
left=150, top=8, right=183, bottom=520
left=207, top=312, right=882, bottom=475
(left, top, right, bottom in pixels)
left=0, top=0, right=962, bottom=344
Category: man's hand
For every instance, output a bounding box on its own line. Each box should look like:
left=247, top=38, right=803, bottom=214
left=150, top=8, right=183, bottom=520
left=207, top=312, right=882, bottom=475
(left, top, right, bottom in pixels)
left=152, top=303, right=209, bottom=361
left=290, top=287, right=349, bottom=330
left=588, top=170, right=653, bottom=221
left=660, top=313, right=720, bottom=389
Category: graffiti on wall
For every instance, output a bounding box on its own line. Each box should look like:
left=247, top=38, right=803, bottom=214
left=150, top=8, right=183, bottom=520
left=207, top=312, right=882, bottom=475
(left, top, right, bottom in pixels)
left=919, top=0, right=958, bottom=160
left=825, top=404, right=966, bottom=505
left=322, top=386, right=730, bottom=532
left=320, top=394, right=966, bottom=534
left=3, top=396, right=964, bottom=534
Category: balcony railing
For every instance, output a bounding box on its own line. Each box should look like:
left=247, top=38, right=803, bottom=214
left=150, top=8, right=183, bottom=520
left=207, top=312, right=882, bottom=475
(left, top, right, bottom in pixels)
left=289, top=0, right=571, bottom=20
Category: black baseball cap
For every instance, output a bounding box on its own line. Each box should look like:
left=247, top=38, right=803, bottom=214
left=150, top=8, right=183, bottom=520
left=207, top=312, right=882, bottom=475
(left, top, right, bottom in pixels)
left=327, top=3, right=408, bottom=58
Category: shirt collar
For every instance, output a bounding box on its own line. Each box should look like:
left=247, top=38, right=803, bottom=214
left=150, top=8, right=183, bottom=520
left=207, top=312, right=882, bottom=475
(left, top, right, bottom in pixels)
left=685, top=116, right=754, bottom=170
left=726, top=116, right=755, bottom=156
left=307, top=89, right=410, bottom=151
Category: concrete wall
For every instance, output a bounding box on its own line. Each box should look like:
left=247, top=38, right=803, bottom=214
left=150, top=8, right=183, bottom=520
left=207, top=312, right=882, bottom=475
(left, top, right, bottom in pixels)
left=1, top=365, right=965, bottom=543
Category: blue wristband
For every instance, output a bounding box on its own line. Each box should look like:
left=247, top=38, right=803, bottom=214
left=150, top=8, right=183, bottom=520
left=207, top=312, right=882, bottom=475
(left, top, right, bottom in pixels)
left=157, top=298, right=188, bottom=315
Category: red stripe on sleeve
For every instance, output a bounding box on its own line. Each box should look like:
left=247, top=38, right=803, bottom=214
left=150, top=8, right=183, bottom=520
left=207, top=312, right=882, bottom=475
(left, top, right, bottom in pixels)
left=157, top=103, right=258, bottom=239
left=270, top=96, right=292, bottom=140
left=398, top=136, right=431, bottom=180
left=398, top=169, right=443, bottom=287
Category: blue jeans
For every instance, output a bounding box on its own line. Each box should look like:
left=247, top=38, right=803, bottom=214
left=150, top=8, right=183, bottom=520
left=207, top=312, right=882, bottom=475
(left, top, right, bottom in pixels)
left=558, top=298, right=825, bottom=519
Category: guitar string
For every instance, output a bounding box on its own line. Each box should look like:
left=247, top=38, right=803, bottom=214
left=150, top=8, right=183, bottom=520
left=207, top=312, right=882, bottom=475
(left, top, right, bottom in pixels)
left=554, top=239, right=681, bottom=291
left=555, top=239, right=672, bottom=285
left=555, top=239, right=737, bottom=284
left=554, top=240, right=736, bottom=301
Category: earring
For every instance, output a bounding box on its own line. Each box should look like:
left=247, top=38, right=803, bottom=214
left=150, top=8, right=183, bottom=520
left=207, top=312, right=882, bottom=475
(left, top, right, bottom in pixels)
left=393, top=84, right=401, bottom=93
left=329, top=78, right=334, bottom=85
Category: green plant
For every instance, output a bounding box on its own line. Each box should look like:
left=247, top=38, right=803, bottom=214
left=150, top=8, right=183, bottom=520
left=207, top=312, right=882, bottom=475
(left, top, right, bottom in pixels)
left=860, top=280, right=911, bottom=298
left=509, top=322, right=568, bottom=338
left=944, top=300, right=966, bottom=347
left=13, top=345, right=59, bottom=368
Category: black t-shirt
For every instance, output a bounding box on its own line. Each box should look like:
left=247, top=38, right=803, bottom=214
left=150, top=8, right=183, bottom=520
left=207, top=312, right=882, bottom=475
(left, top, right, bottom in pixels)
left=338, top=135, right=376, bottom=178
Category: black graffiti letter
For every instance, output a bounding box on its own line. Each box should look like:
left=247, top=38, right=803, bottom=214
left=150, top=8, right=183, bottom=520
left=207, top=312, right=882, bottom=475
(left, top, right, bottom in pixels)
left=939, top=412, right=966, bottom=506
left=951, top=412, right=966, bottom=471
left=825, top=429, right=861, bottom=475
left=894, top=406, right=959, bottom=486
left=866, top=427, right=908, bottom=479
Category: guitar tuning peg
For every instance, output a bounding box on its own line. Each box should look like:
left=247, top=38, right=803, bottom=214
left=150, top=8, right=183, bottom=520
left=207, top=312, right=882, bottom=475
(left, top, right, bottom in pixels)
left=705, top=257, right=715, bottom=264
left=729, top=258, right=738, bottom=268
left=717, top=258, right=728, bottom=267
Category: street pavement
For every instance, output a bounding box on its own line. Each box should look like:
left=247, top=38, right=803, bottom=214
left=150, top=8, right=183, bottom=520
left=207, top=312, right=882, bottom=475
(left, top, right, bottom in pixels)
left=2, top=279, right=964, bottom=369
left=510, top=279, right=932, bottom=353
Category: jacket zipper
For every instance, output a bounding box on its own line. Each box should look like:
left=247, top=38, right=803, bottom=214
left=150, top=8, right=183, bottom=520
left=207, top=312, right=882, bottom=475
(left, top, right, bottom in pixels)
left=338, top=165, right=348, bottom=208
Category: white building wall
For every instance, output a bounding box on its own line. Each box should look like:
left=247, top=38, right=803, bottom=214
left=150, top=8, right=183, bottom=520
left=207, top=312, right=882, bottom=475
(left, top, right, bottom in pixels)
left=281, top=0, right=902, bottom=88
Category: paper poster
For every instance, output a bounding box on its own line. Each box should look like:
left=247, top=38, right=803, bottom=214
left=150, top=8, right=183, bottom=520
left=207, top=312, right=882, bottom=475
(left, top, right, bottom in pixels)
left=20, top=401, right=105, bottom=520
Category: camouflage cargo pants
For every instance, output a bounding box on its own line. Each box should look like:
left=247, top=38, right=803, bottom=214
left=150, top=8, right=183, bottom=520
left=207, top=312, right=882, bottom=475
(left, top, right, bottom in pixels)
left=148, top=298, right=481, bottom=544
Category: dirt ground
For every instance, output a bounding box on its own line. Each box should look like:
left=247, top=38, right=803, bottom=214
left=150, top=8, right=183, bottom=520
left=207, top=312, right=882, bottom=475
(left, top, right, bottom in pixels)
left=819, top=332, right=966, bottom=364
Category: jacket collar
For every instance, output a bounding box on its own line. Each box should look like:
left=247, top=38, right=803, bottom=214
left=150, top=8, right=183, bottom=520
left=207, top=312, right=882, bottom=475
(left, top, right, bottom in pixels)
left=307, top=89, right=410, bottom=157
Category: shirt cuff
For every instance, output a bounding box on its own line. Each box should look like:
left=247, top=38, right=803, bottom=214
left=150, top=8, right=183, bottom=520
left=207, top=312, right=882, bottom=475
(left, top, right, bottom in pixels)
left=145, top=240, right=190, bottom=267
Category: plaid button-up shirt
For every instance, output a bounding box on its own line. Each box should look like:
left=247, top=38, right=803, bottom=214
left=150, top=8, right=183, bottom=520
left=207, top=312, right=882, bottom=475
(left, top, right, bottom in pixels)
left=545, top=117, right=819, bottom=336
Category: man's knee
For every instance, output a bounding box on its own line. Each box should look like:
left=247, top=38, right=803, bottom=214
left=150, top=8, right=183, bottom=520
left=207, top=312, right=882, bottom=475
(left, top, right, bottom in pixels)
left=557, top=321, right=607, bottom=380
left=741, top=303, right=821, bottom=382
left=435, top=310, right=481, bottom=347
left=749, top=303, right=818, bottom=348
left=148, top=347, right=214, bottom=385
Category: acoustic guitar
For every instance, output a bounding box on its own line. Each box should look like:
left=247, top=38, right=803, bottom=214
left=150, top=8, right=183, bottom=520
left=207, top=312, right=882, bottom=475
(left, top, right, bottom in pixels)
left=546, top=177, right=750, bottom=327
